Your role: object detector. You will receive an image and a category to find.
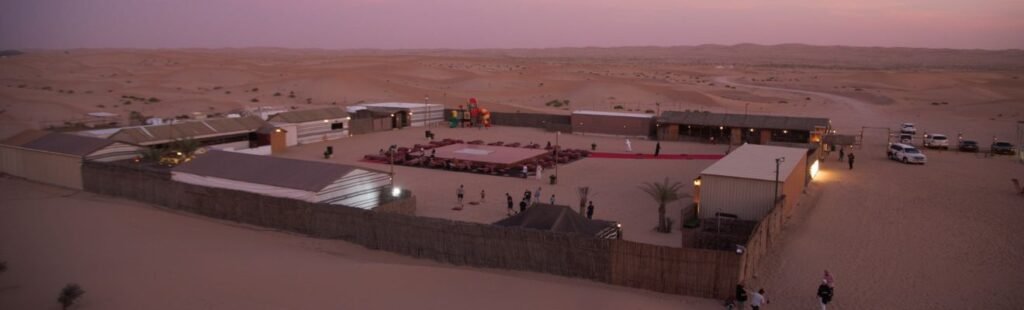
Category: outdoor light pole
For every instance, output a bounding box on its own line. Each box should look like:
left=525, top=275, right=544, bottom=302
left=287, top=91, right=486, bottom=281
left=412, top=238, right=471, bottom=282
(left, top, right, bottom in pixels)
left=774, top=157, right=785, bottom=208
left=424, top=95, right=430, bottom=128
left=554, top=131, right=560, bottom=184
left=389, top=145, right=397, bottom=185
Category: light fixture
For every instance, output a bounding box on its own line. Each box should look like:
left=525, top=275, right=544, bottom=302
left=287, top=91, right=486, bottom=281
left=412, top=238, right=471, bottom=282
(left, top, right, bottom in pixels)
left=782, top=130, right=788, bottom=134
left=719, top=126, right=724, bottom=130
left=274, top=128, right=282, bottom=133
left=693, top=177, right=701, bottom=187
left=323, top=119, right=329, bottom=123
left=749, top=128, right=754, bottom=132
left=345, top=116, right=351, bottom=120
left=391, top=187, right=401, bottom=197
left=810, top=159, right=820, bottom=178
left=390, top=114, right=395, bottom=117
left=735, top=244, right=747, bottom=255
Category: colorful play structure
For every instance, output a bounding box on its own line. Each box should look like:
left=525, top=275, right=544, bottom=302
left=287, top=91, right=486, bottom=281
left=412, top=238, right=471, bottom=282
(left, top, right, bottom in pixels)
left=449, top=97, right=491, bottom=128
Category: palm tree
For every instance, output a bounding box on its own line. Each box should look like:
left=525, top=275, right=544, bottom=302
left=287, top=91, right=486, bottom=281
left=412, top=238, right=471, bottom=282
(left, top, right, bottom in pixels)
left=639, top=178, right=687, bottom=233
left=170, top=138, right=201, bottom=156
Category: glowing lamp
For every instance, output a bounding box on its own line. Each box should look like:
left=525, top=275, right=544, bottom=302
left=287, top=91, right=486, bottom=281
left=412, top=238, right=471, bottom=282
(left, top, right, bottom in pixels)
left=810, top=160, right=820, bottom=179
left=693, top=177, right=702, bottom=187
left=392, top=187, right=401, bottom=197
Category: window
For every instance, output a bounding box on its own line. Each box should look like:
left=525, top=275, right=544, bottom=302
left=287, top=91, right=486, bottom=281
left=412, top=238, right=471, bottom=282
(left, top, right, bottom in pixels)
left=331, top=122, right=344, bottom=130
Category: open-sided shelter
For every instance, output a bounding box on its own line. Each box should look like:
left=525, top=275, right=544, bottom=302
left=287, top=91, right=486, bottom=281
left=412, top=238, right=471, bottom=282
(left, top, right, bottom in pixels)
left=171, top=150, right=408, bottom=212
left=0, top=130, right=140, bottom=189
left=658, top=111, right=829, bottom=145
left=108, top=116, right=274, bottom=150
left=696, top=144, right=809, bottom=221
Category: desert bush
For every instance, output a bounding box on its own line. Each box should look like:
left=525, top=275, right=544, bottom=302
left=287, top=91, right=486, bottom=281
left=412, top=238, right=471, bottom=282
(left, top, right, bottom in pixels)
left=58, top=283, right=85, bottom=310
left=148, top=97, right=160, bottom=103
left=251, top=98, right=259, bottom=102
left=251, top=87, right=259, bottom=92
left=273, top=92, right=281, bottom=96
left=613, top=105, right=624, bottom=110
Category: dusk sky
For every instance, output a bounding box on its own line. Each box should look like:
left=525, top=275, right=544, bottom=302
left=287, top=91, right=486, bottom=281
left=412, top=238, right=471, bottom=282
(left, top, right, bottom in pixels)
left=2, top=0, right=1022, bottom=50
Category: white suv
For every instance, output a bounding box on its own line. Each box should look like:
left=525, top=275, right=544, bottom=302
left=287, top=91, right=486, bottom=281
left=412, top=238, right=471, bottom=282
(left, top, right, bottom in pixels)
left=900, top=123, right=917, bottom=134
left=888, top=143, right=927, bottom=164
left=923, top=134, right=949, bottom=149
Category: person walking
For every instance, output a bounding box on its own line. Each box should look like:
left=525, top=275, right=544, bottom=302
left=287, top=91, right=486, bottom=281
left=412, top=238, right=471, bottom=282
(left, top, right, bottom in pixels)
left=733, top=283, right=748, bottom=310
left=586, top=201, right=595, bottom=219
left=625, top=139, right=632, bottom=152
left=654, top=141, right=661, bottom=157
left=506, top=193, right=514, bottom=215
left=750, top=288, right=768, bottom=310
left=549, top=194, right=555, bottom=205
left=847, top=153, right=855, bottom=170
left=534, top=187, right=542, bottom=203
left=480, top=189, right=486, bottom=203
left=456, top=185, right=464, bottom=205
left=536, top=164, right=543, bottom=180
left=591, top=142, right=597, bottom=151
left=817, top=280, right=834, bottom=310
left=839, top=147, right=845, bottom=161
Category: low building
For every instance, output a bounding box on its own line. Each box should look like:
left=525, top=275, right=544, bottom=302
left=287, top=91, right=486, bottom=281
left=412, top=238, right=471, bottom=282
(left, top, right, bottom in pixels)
left=267, top=107, right=350, bottom=145
left=348, top=102, right=446, bottom=128
left=107, top=116, right=275, bottom=152
left=0, top=130, right=140, bottom=189
left=696, top=144, right=811, bottom=221
left=171, top=150, right=412, bottom=213
left=493, top=203, right=619, bottom=239
left=657, top=111, right=829, bottom=145
left=571, top=110, right=656, bottom=137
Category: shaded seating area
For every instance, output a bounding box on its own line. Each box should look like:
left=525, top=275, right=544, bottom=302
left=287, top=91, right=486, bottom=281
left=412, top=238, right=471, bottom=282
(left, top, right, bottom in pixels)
left=363, top=138, right=590, bottom=178
left=493, top=203, right=620, bottom=239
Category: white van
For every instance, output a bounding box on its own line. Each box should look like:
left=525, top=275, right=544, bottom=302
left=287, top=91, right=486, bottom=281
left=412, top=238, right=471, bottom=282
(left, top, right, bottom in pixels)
left=888, top=143, right=927, bottom=164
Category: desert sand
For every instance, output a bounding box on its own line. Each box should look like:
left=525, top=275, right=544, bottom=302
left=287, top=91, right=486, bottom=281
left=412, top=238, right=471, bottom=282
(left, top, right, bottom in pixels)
left=1, top=46, right=1023, bottom=309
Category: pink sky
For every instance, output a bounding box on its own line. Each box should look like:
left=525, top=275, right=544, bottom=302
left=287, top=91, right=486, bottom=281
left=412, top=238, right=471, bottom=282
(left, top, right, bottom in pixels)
left=1, top=0, right=1022, bottom=50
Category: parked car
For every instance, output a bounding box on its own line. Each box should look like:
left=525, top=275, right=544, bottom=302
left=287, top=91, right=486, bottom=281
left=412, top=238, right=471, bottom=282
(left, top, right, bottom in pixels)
left=898, top=133, right=913, bottom=144
left=958, top=140, right=979, bottom=152
left=991, top=141, right=1016, bottom=155
left=923, top=134, right=949, bottom=149
left=888, top=143, right=927, bottom=164
left=900, top=123, right=917, bottom=134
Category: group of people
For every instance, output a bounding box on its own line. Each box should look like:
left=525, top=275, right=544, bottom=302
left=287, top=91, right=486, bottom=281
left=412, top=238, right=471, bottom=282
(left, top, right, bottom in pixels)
left=733, top=270, right=835, bottom=310
left=837, top=146, right=855, bottom=170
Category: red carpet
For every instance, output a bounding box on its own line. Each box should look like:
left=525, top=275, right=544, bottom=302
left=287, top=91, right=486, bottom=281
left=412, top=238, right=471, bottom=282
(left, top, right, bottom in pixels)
left=587, top=152, right=724, bottom=160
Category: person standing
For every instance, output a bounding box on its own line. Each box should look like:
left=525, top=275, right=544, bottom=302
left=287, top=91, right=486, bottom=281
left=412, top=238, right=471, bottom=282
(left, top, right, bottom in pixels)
left=519, top=199, right=527, bottom=213
left=591, top=142, right=597, bottom=151
left=506, top=193, right=514, bottom=215
left=817, top=280, right=834, bottom=310
left=536, top=164, right=543, bottom=180
left=534, top=187, right=542, bottom=203
left=586, top=201, right=595, bottom=219
left=625, top=139, right=632, bottom=152
left=735, top=284, right=748, bottom=310
left=750, top=288, right=768, bottom=310
left=549, top=194, right=555, bottom=205
left=456, top=185, right=464, bottom=205
left=480, top=189, right=486, bottom=203
left=524, top=189, right=532, bottom=204
left=654, top=141, right=661, bottom=157
left=522, top=164, right=529, bottom=178
left=839, top=147, right=845, bottom=161
left=847, top=153, right=855, bottom=170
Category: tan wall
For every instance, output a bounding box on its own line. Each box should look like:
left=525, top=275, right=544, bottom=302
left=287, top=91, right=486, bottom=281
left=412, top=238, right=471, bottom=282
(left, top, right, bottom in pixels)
left=700, top=155, right=806, bottom=221
left=82, top=161, right=743, bottom=300
left=737, top=196, right=786, bottom=283
left=572, top=114, right=654, bottom=137
left=0, top=146, right=83, bottom=189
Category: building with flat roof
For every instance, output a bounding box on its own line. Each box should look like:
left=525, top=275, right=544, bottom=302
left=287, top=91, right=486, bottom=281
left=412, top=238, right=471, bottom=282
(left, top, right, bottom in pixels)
left=658, top=111, right=829, bottom=145
left=0, top=130, right=140, bottom=189
left=696, top=144, right=814, bottom=221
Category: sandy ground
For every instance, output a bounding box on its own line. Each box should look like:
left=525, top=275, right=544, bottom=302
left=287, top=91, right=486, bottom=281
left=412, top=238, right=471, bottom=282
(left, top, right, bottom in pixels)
left=749, top=132, right=1024, bottom=310
left=278, top=125, right=725, bottom=247
left=1, top=48, right=1023, bottom=309
left=0, top=176, right=720, bottom=310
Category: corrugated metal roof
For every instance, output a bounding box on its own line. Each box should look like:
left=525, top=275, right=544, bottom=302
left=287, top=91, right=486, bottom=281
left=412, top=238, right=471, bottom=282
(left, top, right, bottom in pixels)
left=573, top=110, right=656, bottom=118
left=660, top=111, right=829, bottom=131
left=267, top=107, right=348, bottom=123
left=173, top=151, right=373, bottom=192
left=2, top=130, right=116, bottom=157
left=701, top=144, right=807, bottom=182
left=108, top=116, right=268, bottom=145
